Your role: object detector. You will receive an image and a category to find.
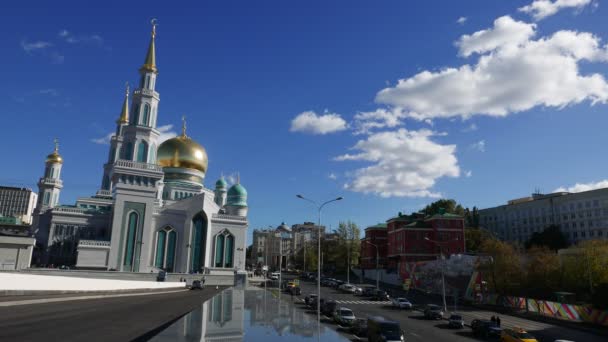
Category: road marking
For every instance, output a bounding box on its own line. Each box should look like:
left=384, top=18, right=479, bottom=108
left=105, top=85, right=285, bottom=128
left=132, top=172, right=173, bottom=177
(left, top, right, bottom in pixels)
left=334, top=300, right=391, bottom=305
left=0, top=288, right=188, bottom=307
left=410, top=332, right=421, bottom=337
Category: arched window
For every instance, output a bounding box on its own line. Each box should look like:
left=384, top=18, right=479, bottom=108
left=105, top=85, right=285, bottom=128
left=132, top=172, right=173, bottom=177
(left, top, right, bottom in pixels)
left=225, top=235, right=234, bottom=268
left=43, top=192, right=50, bottom=205
left=124, top=142, right=133, bottom=160
left=149, top=144, right=156, bottom=163
left=155, top=230, right=166, bottom=268
left=102, top=175, right=110, bottom=190
left=191, top=213, right=208, bottom=273
left=142, top=104, right=150, bottom=126
left=131, top=104, right=140, bottom=125
left=109, top=147, right=116, bottom=163
left=215, top=234, right=225, bottom=267
left=137, top=141, right=148, bottom=163
left=166, top=230, right=177, bottom=272
left=123, top=212, right=138, bottom=268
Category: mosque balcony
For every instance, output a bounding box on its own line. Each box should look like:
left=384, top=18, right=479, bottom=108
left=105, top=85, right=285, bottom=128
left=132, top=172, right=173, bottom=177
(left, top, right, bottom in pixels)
left=95, top=190, right=113, bottom=198
left=212, top=213, right=248, bottom=222
left=38, top=177, right=63, bottom=188
left=133, top=88, right=159, bottom=100
left=78, top=239, right=111, bottom=248
left=52, top=206, right=110, bottom=216
left=113, top=159, right=164, bottom=173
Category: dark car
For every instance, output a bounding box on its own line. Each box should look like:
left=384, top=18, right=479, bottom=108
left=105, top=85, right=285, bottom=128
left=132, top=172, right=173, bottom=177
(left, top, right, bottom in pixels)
left=362, top=287, right=377, bottom=297
left=423, top=304, right=444, bottom=319
left=371, top=289, right=390, bottom=301
left=321, top=300, right=338, bottom=316
left=350, top=318, right=368, bottom=337
left=289, top=286, right=301, bottom=295
left=448, top=314, right=465, bottom=328
left=304, top=294, right=318, bottom=306
left=367, top=316, right=404, bottom=342
left=471, top=319, right=502, bottom=338
left=156, top=270, right=167, bottom=282
left=333, top=280, right=345, bottom=288
left=311, top=297, right=325, bottom=310
left=190, top=280, right=203, bottom=290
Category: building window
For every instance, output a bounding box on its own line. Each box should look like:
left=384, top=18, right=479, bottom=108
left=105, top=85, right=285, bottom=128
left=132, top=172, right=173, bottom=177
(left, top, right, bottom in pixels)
left=190, top=213, right=207, bottom=273
left=214, top=231, right=235, bottom=268
left=155, top=230, right=166, bottom=268
left=142, top=104, right=150, bottom=126
left=43, top=192, right=50, bottom=205
left=136, top=141, right=148, bottom=163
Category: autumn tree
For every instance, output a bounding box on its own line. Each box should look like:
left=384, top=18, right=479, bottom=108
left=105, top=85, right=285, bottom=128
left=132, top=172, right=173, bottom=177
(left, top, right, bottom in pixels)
left=524, top=246, right=561, bottom=298
left=479, top=239, right=524, bottom=296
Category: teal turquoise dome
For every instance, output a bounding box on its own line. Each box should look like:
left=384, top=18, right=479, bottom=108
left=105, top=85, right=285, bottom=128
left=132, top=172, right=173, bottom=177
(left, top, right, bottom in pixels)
left=227, top=183, right=247, bottom=206
left=215, top=178, right=228, bottom=189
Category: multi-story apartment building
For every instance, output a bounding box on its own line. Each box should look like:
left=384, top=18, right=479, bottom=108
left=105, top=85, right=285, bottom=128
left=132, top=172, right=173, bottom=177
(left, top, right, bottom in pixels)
left=0, top=186, right=38, bottom=225
left=479, top=189, right=608, bottom=244
left=360, top=223, right=388, bottom=269
left=251, top=223, right=295, bottom=270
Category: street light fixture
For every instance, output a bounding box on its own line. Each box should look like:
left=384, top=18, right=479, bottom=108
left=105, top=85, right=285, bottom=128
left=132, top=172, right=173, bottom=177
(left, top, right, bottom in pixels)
left=363, top=240, right=380, bottom=289
left=296, top=194, right=343, bottom=337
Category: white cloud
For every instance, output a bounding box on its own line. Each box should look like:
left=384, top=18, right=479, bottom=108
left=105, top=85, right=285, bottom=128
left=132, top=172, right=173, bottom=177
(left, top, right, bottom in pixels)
left=519, top=0, right=593, bottom=21
left=20, top=40, right=52, bottom=52
left=335, top=128, right=459, bottom=198
left=465, top=170, right=473, bottom=178
left=554, top=179, right=608, bottom=193
left=457, top=17, right=468, bottom=25
left=462, top=123, right=478, bottom=132
left=290, top=111, right=348, bottom=135
left=375, top=16, right=608, bottom=120
left=353, top=108, right=406, bottom=134
left=91, top=132, right=114, bottom=145
left=157, top=124, right=178, bottom=143
left=328, top=173, right=338, bottom=180
left=58, top=29, right=104, bottom=45
left=470, top=140, right=486, bottom=152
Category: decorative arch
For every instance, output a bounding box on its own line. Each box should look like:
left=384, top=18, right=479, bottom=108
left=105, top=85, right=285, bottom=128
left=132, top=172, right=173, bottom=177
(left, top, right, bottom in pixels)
left=154, top=227, right=178, bottom=272
left=214, top=230, right=235, bottom=268
left=123, top=211, right=139, bottom=269
left=124, top=142, right=134, bottom=160
left=190, top=212, right=208, bottom=273
left=136, top=140, right=148, bottom=163
left=142, top=104, right=150, bottom=126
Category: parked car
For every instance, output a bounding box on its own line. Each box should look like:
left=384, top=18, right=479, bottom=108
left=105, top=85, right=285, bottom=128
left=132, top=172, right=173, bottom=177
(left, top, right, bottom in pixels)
left=423, top=304, right=444, bottom=319
left=156, top=270, right=167, bottom=282
left=471, top=319, right=502, bottom=338
left=333, top=307, right=356, bottom=326
left=391, top=297, right=413, bottom=309
left=304, top=294, right=318, bottom=306
left=501, top=328, right=538, bottom=342
left=362, top=287, right=378, bottom=297
left=311, top=297, right=326, bottom=310
left=448, top=314, right=465, bottom=329
left=289, top=286, right=301, bottom=295
left=350, top=318, right=368, bottom=337
left=339, top=283, right=356, bottom=293
left=321, top=300, right=338, bottom=316
left=367, top=316, right=404, bottom=342
left=355, top=284, right=375, bottom=296
left=371, top=289, right=390, bottom=301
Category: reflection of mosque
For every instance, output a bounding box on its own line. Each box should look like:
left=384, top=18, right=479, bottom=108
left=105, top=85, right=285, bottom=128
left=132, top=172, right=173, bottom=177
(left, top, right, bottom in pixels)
left=152, top=288, right=244, bottom=342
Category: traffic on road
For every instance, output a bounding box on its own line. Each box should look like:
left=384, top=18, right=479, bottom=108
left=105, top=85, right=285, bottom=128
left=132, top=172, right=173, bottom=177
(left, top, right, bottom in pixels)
left=262, top=272, right=603, bottom=342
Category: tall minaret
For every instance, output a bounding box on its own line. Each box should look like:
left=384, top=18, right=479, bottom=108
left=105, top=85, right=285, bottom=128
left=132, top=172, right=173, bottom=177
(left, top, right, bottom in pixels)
left=36, top=139, right=63, bottom=210
left=119, top=18, right=161, bottom=164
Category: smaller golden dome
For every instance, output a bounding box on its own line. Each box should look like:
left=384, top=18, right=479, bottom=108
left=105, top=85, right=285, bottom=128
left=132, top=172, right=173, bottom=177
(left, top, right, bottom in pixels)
left=46, top=138, right=63, bottom=164
left=157, top=135, right=208, bottom=173
left=46, top=151, right=63, bottom=164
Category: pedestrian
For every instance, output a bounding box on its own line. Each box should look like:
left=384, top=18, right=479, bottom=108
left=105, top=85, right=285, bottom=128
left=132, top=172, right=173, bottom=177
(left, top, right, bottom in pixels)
left=202, top=275, right=206, bottom=285
left=496, top=316, right=501, bottom=327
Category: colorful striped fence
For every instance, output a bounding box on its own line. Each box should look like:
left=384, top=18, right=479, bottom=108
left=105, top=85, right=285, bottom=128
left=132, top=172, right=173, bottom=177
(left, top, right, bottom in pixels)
left=523, top=298, right=608, bottom=326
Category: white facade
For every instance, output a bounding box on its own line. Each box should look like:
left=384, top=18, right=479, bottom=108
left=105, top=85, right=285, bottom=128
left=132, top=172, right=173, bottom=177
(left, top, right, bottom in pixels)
left=32, top=23, right=250, bottom=274
left=479, top=189, right=608, bottom=244
left=0, top=187, right=38, bottom=224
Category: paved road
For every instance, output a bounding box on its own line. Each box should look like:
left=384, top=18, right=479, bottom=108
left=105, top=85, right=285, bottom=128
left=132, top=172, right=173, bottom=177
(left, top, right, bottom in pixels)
left=0, top=287, right=223, bottom=342
left=284, top=278, right=605, bottom=342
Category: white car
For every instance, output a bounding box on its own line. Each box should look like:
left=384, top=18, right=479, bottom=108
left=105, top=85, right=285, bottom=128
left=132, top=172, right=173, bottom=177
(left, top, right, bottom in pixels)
left=270, top=272, right=279, bottom=280
left=339, top=283, right=356, bottom=293
left=333, top=307, right=356, bottom=326
left=391, top=297, right=413, bottom=309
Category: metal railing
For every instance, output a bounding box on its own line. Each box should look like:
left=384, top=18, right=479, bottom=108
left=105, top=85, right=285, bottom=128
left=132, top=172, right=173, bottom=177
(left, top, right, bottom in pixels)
left=78, top=240, right=111, bottom=247
left=114, top=159, right=163, bottom=172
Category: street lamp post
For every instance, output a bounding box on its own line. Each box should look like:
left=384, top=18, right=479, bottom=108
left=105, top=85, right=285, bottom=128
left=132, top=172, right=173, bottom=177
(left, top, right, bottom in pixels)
left=424, top=237, right=449, bottom=313
left=296, top=194, right=343, bottom=338
left=363, top=240, right=380, bottom=289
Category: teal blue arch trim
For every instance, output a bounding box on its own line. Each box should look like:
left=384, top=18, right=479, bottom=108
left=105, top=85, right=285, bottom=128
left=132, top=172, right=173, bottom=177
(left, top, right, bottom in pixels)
left=124, top=142, right=133, bottom=160
left=155, top=230, right=166, bottom=268
left=166, top=230, right=177, bottom=272
left=225, top=235, right=234, bottom=268
left=123, top=212, right=139, bottom=268
left=215, top=235, right=225, bottom=267
left=137, top=141, right=148, bottom=163
left=190, top=213, right=207, bottom=272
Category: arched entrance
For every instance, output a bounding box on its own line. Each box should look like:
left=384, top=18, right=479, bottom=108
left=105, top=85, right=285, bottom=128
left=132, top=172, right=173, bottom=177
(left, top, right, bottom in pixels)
left=190, top=212, right=208, bottom=273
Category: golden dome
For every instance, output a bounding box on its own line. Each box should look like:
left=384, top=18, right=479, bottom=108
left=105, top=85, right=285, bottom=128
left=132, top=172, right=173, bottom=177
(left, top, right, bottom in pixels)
left=46, top=151, right=63, bottom=164
left=157, top=135, right=208, bottom=173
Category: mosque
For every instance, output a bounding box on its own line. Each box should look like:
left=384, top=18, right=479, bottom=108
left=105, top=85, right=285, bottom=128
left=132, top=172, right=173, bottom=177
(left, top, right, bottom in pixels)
left=32, top=22, right=249, bottom=274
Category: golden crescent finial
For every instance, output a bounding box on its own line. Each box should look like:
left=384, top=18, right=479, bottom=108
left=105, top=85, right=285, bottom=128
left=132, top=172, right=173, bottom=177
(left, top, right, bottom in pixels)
left=53, top=138, right=59, bottom=152
left=151, top=18, right=158, bottom=38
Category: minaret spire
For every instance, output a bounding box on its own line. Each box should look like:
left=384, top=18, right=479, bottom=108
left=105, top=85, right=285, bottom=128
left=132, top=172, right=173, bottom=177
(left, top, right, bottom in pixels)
left=53, top=137, right=59, bottom=153
left=117, top=82, right=130, bottom=124
left=140, top=18, right=158, bottom=73
left=181, top=115, right=188, bottom=137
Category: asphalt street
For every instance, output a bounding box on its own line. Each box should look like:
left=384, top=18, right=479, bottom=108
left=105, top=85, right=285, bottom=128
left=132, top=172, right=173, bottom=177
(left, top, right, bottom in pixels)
left=0, top=287, right=224, bottom=342
left=284, top=277, right=606, bottom=342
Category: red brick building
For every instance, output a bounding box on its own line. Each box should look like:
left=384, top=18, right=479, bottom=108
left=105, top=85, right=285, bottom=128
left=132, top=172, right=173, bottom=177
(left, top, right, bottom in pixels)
left=383, top=210, right=466, bottom=279
left=359, top=223, right=388, bottom=269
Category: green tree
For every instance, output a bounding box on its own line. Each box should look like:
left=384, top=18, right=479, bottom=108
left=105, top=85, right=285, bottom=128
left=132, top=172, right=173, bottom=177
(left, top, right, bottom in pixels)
left=525, top=225, right=569, bottom=251
left=479, top=239, right=524, bottom=296
left=524, top=246, right=561, bottom=298
left=465, top=227, right=494, bottom=253
left=422, top=199, right=465, bottom=216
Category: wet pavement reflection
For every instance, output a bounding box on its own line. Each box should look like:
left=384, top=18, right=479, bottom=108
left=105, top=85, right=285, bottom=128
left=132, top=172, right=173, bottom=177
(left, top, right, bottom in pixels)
left=151, top=286, right=348, bottom=341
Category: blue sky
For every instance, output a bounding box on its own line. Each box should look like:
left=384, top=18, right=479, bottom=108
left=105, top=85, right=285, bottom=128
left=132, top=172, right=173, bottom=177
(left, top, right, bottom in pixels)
left=1, top=0, right=608, bottom=244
